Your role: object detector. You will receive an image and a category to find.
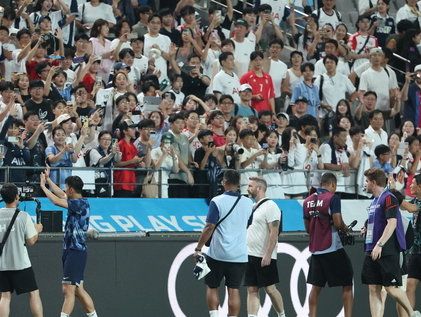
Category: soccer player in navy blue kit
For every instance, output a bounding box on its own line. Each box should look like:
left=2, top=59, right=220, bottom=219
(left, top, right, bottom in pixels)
left=40, top=169, right=98, bottom=317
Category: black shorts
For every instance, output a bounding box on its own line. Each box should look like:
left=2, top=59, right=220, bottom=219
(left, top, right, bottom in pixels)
left=244, top=255, right=279, bottom=288
left=407, top=253, right=421, bottom=281
left=204, top=256, right=246, bottom=289
left=0, top=267, right=38, bottom=295
left=361, top=254, right=402, bottom=287
left=307, top=248, right=353, bottom=287
left=62, top=249, right=87, bottom=286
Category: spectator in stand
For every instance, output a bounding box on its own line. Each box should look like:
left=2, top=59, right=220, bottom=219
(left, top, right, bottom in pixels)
left=218, top=95, right=235, bottom=130
left=283, top=51, right=303, bottom=109
left=303, top=126, right=324, bottom=189
left=0, top=82, right=23, bottom=131
left=133, top=118, right=154, bottom=170
left=400, top=120, right=417, bottom=140
left=254, top=4, right=285, bottom=51
left=334, top=23, right=351, bottom=60
left=395, top=28, right=421, bottom=73
left=239, top=128, right=264, bottom=194
left=365, top=110, right=389, bottom=154
left=132, top=6, right=152, bottom=38
left=240, top=50, right=275, bottom=114
left=76, top=0, right=116, bottom=33
left=167, top=113, right=194, bottom=197
left=288, top=97, right=310, bottom=130
left=235, top=84, right=259, bottom=118
left=260, top=130, right=285, bottom=199
left=212, top=52, right=241, bottom=104
left=280, top=127, right=308, bottom=198
left=324, top=99, right=355, bottom=136
left=396, top=0, right=421, bottom=26
left=159, top=8, right=182, bottom=47
left=113, top=119, right=143, bottom=197
left=182, top=110, right=202, bottom=158
left=403, top=135, right=421, bottom=197
left=23, top=80, right=54, bottom=122
left=312, top=0, right=342, bottom=28
left=208, top=110, right=226, bottom=147
left=89, top=131, right=122, bottom=197
left=274, top=112, right=289, bottom=140
left=370, top=0, right=396, bottom=48
left=148, top=110, right=167, bottom=148
left=170, top=53, right=211, bottom=101
left=151, top=132, right=180, bottom=198
left=372, top=144, right=394, bottom=174
left=291, top=62, right=319, bottom=118
left=232, top=19, right=255, bottom=78
left=14, top=73, right=31, bottom=104
left=319, top=127, right=352, bottom=196
left=0, top=117, right=31, bottom=186
left=402, top=64, right=421, bottom=127
left=263, top=39, right=288, bottom=114
left=314, top=39, right=350, bottom=77
left=348, top=15, right=378, bottom=70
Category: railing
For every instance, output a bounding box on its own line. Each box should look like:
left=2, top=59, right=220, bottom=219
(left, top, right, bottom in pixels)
left=0, top=165, right=363, bottom=199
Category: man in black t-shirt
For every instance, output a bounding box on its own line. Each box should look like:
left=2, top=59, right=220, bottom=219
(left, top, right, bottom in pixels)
left=24, top=80, right=54, bottom=122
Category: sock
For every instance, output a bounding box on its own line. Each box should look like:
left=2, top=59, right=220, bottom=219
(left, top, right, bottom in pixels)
left=87, top=311, right=98, bottom=317
left=248, top=315, right=258, bottom=317
left=209, top=310, right=218, bottom=317
left=60, top=313, right=69, bottom=317
left=278, top=312, right=286, bottom=317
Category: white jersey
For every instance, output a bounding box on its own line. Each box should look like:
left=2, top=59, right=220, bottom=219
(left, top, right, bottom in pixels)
left=0, top=208, right=37, bottom=271
left=232, top=38, right=255, bottom=78
left=247, top=199, right=281, bottom=259
left=359, top=66, right=394, bottom=111
left=144, top=33, right=171, bottom=83
left=269, top=59, right=288, bottom=98
left=212, top=70, right=241, bottom=104
left=312, top=8, right=342, bottom=28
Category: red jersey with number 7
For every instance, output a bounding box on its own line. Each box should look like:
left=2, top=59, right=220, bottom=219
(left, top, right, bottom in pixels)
left=240, top=71, right=275, bottom=113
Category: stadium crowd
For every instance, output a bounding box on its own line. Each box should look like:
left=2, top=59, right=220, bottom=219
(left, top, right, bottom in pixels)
left=0, top=0, right=420, bottom=199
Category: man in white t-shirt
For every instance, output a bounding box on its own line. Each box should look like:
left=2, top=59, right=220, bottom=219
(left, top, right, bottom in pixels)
left=312, top=0, right=342, bottom=28
left=143, top=14, right=171, bottom=84
left=364, top=110, right=388, bottom=152
left=314, top=54, right=356, bottom=114
left=240, top=129, right=265, bottom=194
left=246, top=177, right=286, bottom=317
left=212, top=51, right=241, bottom=104
left=0, top=183, right=43, bottom=316
left=232, top=19, right=255, bottom=78
left=314, top=39, right=350, bottom=77
left=358, top=48, right=394, bottom=111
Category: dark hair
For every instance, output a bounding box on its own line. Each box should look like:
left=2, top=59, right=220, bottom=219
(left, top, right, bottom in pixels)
left=349, top=125, right=363, bottom=137
left=325, top=38, right=339, bottom=49
left=258, top=110, right=273, bottom=119
left=364, top=90, right=377, bottom=99
left=405, top=135, right=418, bottom=146
left=203, top=94, right=218, bottom=104
left=115, top=19, right=132, bottom=37
left=221, top=39, right=235, bottom=49
left=124, top=92, right=138, bottom=104
left=300, top=62, right=315, bottom=72
left=98, top=130, right=112, bottom=141
left=169, top=113, right=185, bottom=123
left=148, top=14, right=162, bottom=23
left=374, top=144, right=391, bottom=158
left=368, top=109, right=383, bottom=120
left=207, top=110, right=224, bottom=124
left=0, top=81, right=14, bottom=92
left=414, top=174, right=421, bottom=185
left=138, top=119, right=155, bottom=129
left=332, top=126, right=347, bottom=137
left=115, top=95, right=129, bottom=107
left=75, top=33, right=89, bottom=42
left=180, top=5, right=195, bottom=17
left=197, top=129, right=213, bottom=140
left=323, top=53, right=338, bottom=65
left=35, top=61, right=50, bottom=74
left=304, top=126, right=318, bottom=136
left=290, top=50, right=303, bottom=61
left=187, top=53, right=201, bottom=62
left=218, top=51, right=234, bottom=65
left=220, top=94, right=234, bottom=103
left=239, top=128, right=255, bottom=139
left=269, top=38, right=284, bottom=48
left=23, top=111, right=39, bottom=121
left=0, top=183, right=18, bottom=204
left=223, top=169, right=240, bottom=186
left=400, top=120, right=416, bottom=137
left=52, top=99, right=66, bottom=110
left=16, top=28, right=31, bottom=40
left=90, top=19, right=109, bottom=38
left=119, top=48, right=135, bottom=60
left=3, top=8, right=16, bottom=21
left=148, top=111, right=164, bottom=129
left=298, top=114, right=318, bottom=131
left=364, top=168, right=387, bottom=187
left=320, top=172, right=337, bottom=186
left=396, top=19, right=414, bottom=33
left=170, top=73, right=183, bottom=83
left=52, top=126, right=65, bottom=137
left=185, top=109, right=199, bottom=119
left=158, top=7, right=172, bottom=17
left=281, top=127, right=295, bottom=152
left=250, top=51, right=264, bottom=61
left=142, top=80, right=159, bottom=94
left=65, top=176, right=84, bottom=194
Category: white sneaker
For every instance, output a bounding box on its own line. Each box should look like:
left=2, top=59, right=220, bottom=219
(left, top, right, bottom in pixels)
left=411, top=311, right=421, bottom=317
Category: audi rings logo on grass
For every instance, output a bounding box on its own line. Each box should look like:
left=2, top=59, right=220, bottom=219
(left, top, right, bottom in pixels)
left=167, top=243, right=341, bottom=317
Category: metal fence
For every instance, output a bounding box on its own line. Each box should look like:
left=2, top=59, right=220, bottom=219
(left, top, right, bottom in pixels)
left=0, top=165, right=364, bottom=199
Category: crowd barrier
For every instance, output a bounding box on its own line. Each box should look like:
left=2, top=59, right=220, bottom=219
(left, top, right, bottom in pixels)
left=10, top=234, right=403, bottom=316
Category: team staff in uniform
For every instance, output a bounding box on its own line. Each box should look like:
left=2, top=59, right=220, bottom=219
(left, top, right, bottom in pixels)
left=40, top=169, right=99, bottom=317
left=245, top=177, right=286, bottom=317
left=303, top=172, right=354, bottom=317
left=361, top=168, right=421, bottom=317
left=194, top=170, right=253, bottom=317
left=0, top=183, right=43, bottom=317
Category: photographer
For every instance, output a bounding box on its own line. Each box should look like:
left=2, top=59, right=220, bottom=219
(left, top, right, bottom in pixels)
left=193, top=129, right=224, bottom=199
left=0, top=117, right=31, bottom=185
left=0, top=183, right=44, bottom=317
left=303, top=172, right=354, bottom=317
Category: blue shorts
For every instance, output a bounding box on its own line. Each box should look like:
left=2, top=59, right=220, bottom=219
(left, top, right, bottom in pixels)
left=62, top=249, right=87, bottom=286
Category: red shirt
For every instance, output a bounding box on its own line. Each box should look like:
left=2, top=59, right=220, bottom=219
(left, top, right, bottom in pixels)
left=240, top=71, right=275, bottom=113
left=82, top=74, right=95, bottom=94
left=26, top=60, right=60, bottom=81
left=212, top=132, right=226, bottom=147
left=113, top=139, right=138, bottom=191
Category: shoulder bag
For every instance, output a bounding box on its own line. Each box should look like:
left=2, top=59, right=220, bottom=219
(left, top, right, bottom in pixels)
left=0, top=208, right=20, bottom=256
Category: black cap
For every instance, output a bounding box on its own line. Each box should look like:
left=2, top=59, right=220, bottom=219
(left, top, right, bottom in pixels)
left=295, top=96, right=308, bottom=103
left=120, top=119, right=137, bottom=130
left=29, top=80, right=44, bottom=89
left=234, top=19, right=248, bottom=28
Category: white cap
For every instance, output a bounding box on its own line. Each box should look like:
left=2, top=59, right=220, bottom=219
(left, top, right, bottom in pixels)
left=2, top=43, right=15, bottom=51
left=415, top=64, right=421, bottom=72
left=56, top=113, right=72, bottom=125
left=239, top=83, right=252, bottom=92
left=276, top=112, right=289, bottom=122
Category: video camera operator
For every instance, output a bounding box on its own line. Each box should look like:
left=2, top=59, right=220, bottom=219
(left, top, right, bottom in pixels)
left=303, top=172, right=354, bottom=317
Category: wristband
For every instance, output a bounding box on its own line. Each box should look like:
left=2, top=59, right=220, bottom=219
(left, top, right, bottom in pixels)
left=376, top=242, right=384, bottom=247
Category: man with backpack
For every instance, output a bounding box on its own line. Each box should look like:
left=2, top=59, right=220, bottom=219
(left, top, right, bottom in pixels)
left=245, top=177, right=285, bottom=317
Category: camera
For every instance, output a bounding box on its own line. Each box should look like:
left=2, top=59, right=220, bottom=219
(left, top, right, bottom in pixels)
left=262, top=143, right=269, bottom=149
left=310, top=137, right=317, bottom=144
left=231, top=143, right=244, bottom=155
left=17, top=183, right=34, bottom=201
left=208, top=141, right=215, bottom=148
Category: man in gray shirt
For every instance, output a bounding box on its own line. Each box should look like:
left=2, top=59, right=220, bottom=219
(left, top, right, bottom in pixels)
left=0, top=183, right=43, bottom=316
